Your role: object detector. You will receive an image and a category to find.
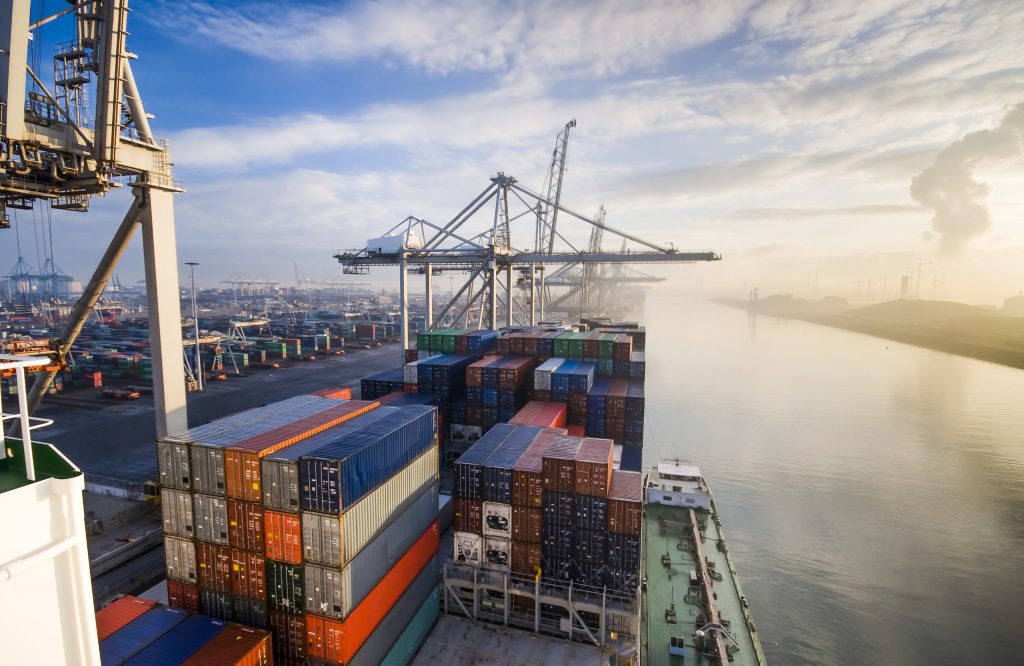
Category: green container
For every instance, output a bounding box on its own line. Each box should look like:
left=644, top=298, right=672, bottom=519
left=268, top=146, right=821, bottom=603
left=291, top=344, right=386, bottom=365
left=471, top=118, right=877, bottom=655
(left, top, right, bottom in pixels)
left=553, top=333, right=572, bottom=358
left=417, top=330, right=432, bottom=352
left=267, top=560, right=304, bottom=615
left=599, top=334, right=616, bottom=358
left=568, top=332, right=586, bottom=359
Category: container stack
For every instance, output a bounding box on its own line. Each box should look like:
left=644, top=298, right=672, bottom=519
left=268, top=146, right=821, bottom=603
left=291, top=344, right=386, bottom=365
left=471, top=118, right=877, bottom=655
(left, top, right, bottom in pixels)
left=158, top=395, right=443, bottom=665
left=96, top=596, right=272, bottom=665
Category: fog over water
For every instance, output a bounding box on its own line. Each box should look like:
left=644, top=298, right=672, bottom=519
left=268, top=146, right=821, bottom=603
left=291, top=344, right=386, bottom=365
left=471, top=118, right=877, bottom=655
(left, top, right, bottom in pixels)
left=639, top=290, right=1024, bottom=665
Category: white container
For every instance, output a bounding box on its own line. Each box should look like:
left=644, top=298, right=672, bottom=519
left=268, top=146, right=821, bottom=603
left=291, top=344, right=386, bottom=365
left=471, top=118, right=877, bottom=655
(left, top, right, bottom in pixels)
left=366, top=232, right=424, bottom=255
left=449, top=424, right=482, bottom=446
left=193, top=493, right=229, bottom=545
left=164, top=535, right=197, bottom=584
left=160, top=488, right=194, bottom=538
left=533, top=358, right=564, bottom=392
left=482, top=501, right=512, bottom=538
left=483, top=536, right=511, bottom=570
left=454, top=532, right=482, bottom=564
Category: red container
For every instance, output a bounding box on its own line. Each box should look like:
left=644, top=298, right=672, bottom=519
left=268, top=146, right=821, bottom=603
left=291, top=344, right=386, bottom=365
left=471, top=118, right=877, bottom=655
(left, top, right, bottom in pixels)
left=607, top=379, right=628, bottom=418
left=264, top=510, right=302, bottom=565
left=605, top=416, right=625, bottom=440
left=511, top=505, right=542, bottom=543
left=512, top=540, right=542, bottom=575
left=453, top=497, right=482, bottom=534
left=567, top=425, right=585, bottom=437
left=511, top=429, right=562, bottom=507
left=305, top=522, right=440, bottom=665
left=95, top=595, right=156, bottom=640
left=405, top=349, right=418, bottom=363
left=230, top=549, right=267, bottom=600
left=182, top=622, right=272, bottom=666
left=607, top=470, right=643, bottom=536
left=542, top=436, right=584, bottom=493
left=226, top=400, right=378, bottom=501
left=583, top=331, right=602, bottom=358
left=270, top=610, right=307, bottom=662
left=574, top=437, right=614, bottom=498
left=530, top=402, right=566, bottom=428
left=227, top=499, right=264, bottom=553
left=92, top=371, right=103, bottom=388
left=509, top=402, right=544, bottom=426
left=167, top=581, right=200, bottom=613
left=197, top=542, right=232, bottom=593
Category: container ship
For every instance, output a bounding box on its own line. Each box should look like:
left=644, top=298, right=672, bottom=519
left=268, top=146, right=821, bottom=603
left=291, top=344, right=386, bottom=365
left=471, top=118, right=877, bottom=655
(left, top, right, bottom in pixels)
left=1, top=320, right=765, bottom=664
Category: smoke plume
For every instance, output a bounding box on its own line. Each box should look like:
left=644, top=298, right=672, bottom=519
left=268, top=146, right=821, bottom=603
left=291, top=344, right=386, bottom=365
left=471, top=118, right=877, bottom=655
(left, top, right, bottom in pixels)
left=911, top=103, right=1024, bottom=251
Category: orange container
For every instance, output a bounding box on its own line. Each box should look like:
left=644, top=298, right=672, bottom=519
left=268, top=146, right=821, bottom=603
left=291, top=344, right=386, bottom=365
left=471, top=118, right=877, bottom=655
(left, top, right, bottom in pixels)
left=197, top=542, right=232, bottom=593
left=264, top=509, right=302, bottom=565
left=225, top=400, right=379, bottom=501
left=305, top=521, right=440, bottom=664
left=311, top=387, right=353, bottom=399
left=95, top=595, right=156, bottom=640
left=167, top=580, right=200, bottom=613
left=181, top=622, right=272, bottom=666
left=230, top=549, right=267, bottom=600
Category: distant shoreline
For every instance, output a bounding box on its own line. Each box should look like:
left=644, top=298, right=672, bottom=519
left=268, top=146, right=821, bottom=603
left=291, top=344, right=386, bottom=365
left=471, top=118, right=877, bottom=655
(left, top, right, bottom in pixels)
left=715, top=298, right=1024, bottom=371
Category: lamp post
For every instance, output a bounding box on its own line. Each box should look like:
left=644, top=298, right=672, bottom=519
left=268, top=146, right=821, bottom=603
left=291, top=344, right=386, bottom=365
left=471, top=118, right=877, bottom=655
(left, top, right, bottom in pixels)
left=185, top=262, right=202, bottom=392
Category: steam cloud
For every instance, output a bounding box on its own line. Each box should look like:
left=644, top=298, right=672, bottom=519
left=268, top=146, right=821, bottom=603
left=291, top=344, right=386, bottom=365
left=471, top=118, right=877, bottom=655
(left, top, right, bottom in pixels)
left=911, top=103, right=1024, bottom=251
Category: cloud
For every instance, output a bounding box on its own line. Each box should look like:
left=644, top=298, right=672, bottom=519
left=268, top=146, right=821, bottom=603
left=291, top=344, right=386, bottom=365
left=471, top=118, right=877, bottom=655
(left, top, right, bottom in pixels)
left=910, top=103, right=1024, bottom=251
left=724, top=205, right=922, bottom=221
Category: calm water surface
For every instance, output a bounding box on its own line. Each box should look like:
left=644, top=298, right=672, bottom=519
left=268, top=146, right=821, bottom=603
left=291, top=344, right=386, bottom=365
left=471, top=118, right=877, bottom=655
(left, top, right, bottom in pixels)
left=640, top=293, right=1024, bottom=665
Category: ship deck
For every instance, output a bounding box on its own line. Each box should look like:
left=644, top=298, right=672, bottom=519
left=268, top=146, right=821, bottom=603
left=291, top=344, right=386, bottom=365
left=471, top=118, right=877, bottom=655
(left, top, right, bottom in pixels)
left=641, top=501, right=765, bottom=665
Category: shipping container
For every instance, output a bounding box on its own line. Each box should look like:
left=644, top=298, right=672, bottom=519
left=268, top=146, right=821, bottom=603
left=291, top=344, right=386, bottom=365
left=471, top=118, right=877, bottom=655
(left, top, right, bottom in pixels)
left=620, top=444, right=643, bottom=472
left=541, top=436, right=584, bottom=493
left=122, top=614, right=226, bottom=665
left=264, top=509, right=302, bottom=565
left=574, top=493, right=609, bottom=531
left=606, top=533, right=641, bottom=572
left=531, top=402, right=567, bottom=429
left=510, top=505, right=542, bottom=543
left=96, top=596, right=157, bottom=640
left=302, top=448, right=438, bottom=567
left=229, top=549, right=267, bottom=600
left=483, top=536, right=511, bottom=570
left=234, top=597, right=270, bottom=629
left=542, top=489, right=575, bottom=523
left=311, top=387, right=353, bottom=399
left=511, top=429, right=563, bottom=507
left=161, top=488, right=194, bottom=538
left=511, top=540, right=542, bottom=575
left=453, top=496, right=482, bottom=535
left=574, top=527, right=607, bottom=563
left=197, top=542, right=232, bottom=593
left=267, top=560, right=304, bottom=615
left=157, top=440, right=191, bottom=490
left=199, top=589, right=234, bottom=621
left=481, top=501, right=512, bottom=538
left=226, top=499, right=264, bottom=553
left=453, top=531, right=482, bottom=564
left=481, top=425, right=540, bottom=504
left=191, top=445, right=226, bottom=496
left=574, top=437, right=614, bottom=497
left=262, top=407, right=398, bottom=512
left=269, top=610, right=306, bottom=663
left=508, top=401, right=543, bottom=425
left=541, top=522, right=574, bottom=561
left=194, top=493, right=229, bottom=545
left=180, top=622, right=272, bottom=666
left=100, top=606, right=190, bottom=665
left=372, top=585, right=440, bottom=666
left=164, top=536, right=198, bottom=584
left=300, top=405, right=437, bottom=514
left=167, top=581, right=200, bottom=613
left=305, top=522, right=439, bottom=664
left=532, top=358, right=563, bottom=392
left=453, top=423, right=516, bottom=499
left=607, top=469, right=643, bottom=536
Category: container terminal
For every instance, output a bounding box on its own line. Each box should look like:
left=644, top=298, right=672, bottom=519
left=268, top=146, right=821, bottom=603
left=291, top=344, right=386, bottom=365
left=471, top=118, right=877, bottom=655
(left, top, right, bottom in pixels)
left=0, top=2, right=764, bottom=664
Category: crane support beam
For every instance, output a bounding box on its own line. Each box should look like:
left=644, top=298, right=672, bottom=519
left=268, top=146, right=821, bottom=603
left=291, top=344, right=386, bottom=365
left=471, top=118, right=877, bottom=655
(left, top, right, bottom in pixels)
left=337, top=251, right=719, bottom=267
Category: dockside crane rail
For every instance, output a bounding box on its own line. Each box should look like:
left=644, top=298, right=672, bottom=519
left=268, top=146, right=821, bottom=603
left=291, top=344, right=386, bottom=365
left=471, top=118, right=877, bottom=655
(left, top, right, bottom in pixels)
left=1, top=0, right=188, bottom=436
left=334, top=121, right=721, bottom=350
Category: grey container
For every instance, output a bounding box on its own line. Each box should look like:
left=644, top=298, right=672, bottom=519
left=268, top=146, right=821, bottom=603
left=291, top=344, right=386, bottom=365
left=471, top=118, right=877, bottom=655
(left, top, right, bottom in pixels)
left=157, top=440, right=191, bottom=490
left=160, top=488, right=194, bottom=538
left=193, top=493, right=229, bottom=545
left=302, top=446, right=438, bottom=567
left=190, top=446, right=226, bottom=495
left=262, top=407, right=398, bottom=513
left=164, top=536, right=197, bottom=584
left=349, top=556, right=439, bottom=666
left=303, top=480, right=439, bottom=619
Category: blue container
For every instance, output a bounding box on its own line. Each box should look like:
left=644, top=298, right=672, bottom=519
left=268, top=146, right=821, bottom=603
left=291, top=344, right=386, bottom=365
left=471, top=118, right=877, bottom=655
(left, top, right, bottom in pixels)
left=382, top=392, right=437, bottom=408
left=466, top=386, right=483, bottom=404
left=597, top=357, right=614, bottom=376
left=299, top=405, right=437, bottom=513
left=570, top=362, right=596, bottom=392
left=497, top=406, right=518, bottom=423
left=361, top=367, right=405, bottom=399
left=465, top=329, right=500, bottom=354
left=577, top=561, right=606, bottom=587
left=541, top=523, right=574, bottom=560
left=100, top=607, right=189, bottom=665
left=587, top=378, right=610, bottom=416
left=481, top=425, right=541, bottom=503
left=482, top=387, right=499, bottom=407
left=122, top=615, right=226, bottom=665
left=574, top=494, right=608, bottom=530
left=542, top=489, right=575, bottom=523
left=496, top=388, right=523, bottom=411
left=607, top=533, right=641, bottom=571
left=551, top=360, right=577, bottom=401
left=620, top=444, right=643, bottom=472
left=605, top=567, right=640, bottom=592
left=574, top=527, right=607, bottom=564
left=453, top=423, right=516, bottom=498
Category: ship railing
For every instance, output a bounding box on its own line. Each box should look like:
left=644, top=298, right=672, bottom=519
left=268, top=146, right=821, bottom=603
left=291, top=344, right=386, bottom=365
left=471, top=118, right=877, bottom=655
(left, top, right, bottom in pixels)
left=0, top=354, right=55, bottom=483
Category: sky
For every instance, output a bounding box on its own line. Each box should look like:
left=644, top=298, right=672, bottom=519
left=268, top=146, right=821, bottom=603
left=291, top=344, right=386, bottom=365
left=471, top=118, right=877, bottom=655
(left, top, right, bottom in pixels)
left=3, top=0, right=1023, bottom=303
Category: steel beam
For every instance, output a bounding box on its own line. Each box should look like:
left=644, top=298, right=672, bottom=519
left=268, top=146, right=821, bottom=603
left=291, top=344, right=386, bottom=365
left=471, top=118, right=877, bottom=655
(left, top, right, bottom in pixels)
left=399, top=254, right=409, bottom=350
left=0, top=0, right=30, bottom=141
left=425, top=263, right=433, bottom=329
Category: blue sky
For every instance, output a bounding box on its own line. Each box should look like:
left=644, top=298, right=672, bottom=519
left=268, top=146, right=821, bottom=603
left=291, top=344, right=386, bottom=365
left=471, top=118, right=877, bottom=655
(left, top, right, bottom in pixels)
left=3, top=0, right=1023, bottom=302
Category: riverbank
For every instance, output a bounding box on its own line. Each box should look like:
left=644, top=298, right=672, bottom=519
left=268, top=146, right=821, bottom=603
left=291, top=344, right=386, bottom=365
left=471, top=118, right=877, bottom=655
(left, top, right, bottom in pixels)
left=715, top=296, right=1024, bottom=371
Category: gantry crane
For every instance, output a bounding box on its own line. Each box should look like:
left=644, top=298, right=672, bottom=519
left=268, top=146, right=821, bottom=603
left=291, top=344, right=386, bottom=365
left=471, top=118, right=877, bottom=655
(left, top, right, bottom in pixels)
left=335, top=122, right=721, bottom=349
left=1, top=0, right=187, bottom=435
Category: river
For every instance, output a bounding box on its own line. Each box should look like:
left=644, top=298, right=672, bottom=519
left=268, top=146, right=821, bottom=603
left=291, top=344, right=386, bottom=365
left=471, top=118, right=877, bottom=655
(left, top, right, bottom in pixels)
left=640, top=292, right=1024, bottom=664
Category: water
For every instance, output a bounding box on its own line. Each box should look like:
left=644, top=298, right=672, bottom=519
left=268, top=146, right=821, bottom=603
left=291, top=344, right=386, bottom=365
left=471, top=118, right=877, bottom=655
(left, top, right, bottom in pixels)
left=640, top=292, right=1024, bottom=665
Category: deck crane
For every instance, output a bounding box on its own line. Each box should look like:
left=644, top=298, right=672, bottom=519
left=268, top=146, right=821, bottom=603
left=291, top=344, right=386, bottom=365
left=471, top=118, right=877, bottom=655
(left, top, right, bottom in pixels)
left=335, top=122, right=721, bottom=349
left=2, top=0, right=187, bottom=436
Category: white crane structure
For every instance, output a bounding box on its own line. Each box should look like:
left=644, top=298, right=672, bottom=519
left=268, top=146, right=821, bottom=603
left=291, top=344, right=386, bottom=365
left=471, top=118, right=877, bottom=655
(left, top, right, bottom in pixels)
left=1, top=0, right=187, bottom=435
left=335, top=122, right=721, bottom=349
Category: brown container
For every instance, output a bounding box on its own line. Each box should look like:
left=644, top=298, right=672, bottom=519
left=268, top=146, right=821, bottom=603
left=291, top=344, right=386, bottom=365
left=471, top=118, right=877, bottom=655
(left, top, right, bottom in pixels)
left=497, top=356, right=536, bottom=391
left=225, top=400, right=379, bottom=501
left=607, top=469, right=643, bottom=536
left=574, top=437, right=614, bottom=497
left=230, top=549, right=267, bottom=600
left=607, top=379, right=629, bottom=418
left=453, top=497, right=482, bottom=535
left=227, top=499, right=264, bottom=553
left=197, top=542, right=232, bottom=593
left=531, top=389, right=551, bottom=402
left=509, top=401, right=544, bottom=426
left=466, top=356, right=498, bottom=388
left=181, top=622, right=272, bottom=666
left=511, top=506, right=542, bottom=543
left=167, top=580, right=200, bottom=613
left=583, top=331, right=602, bottom=358
left=511, top=540, right=542, bottom=576
left=269, top=610, right=307, bottom=662
left=264, top=509, right=303, bottom=565
left=541, top=436, right=584, bottom=493
left=511, top=429, right=561, bottom=507
left=612, top=334, right=633, bottom=361
left=95, top=595, right=156, bottom=640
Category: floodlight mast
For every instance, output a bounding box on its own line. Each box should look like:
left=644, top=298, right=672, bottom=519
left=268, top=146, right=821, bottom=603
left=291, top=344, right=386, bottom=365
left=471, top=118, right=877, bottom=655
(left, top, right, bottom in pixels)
left=1, top=0, right=188, bottom=436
